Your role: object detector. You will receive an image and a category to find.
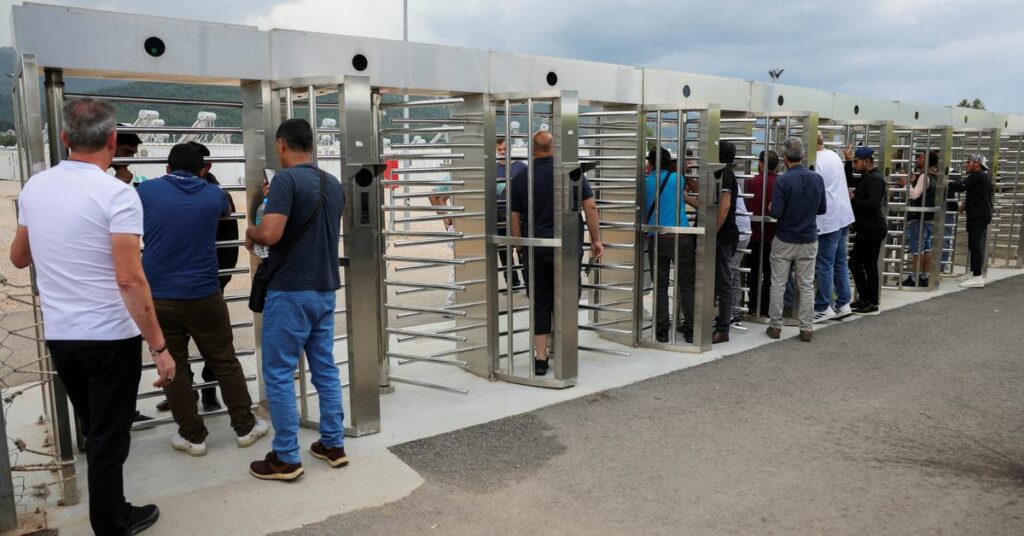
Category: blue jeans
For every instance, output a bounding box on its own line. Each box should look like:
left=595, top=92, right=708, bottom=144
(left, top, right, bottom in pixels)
left=815, top=227, right=851, bottom=312
left=262, top=290, right=345, bottom=464
left=904, top=220, right=934, bottom=254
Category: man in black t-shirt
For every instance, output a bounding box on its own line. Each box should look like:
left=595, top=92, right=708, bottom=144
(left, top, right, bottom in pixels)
left=710, top=141, right=740, bottom=343
left=245, top=119, right=348, bottom=480
left=509, top=130, right=604, bottom=376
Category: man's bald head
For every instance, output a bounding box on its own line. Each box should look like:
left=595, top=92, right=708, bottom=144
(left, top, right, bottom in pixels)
left=533, top=130, right=554, bottom=157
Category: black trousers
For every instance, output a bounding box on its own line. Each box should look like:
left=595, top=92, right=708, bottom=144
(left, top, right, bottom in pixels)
left=714, top=243, right=737, bottom=333
left=47, top=336, right=142, bottom=536
left=849, top=228, right=884, bottom=306
left=647, top=236, right=696, bottom=336
left=522, top=247, right=556, bottom=335
left=967, top=220, right=988, bottom=276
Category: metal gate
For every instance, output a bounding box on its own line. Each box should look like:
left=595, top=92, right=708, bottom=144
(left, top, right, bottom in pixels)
left=578, top=105, right=641, bottom=353
left=635, top=105, right=720, bottom=350
left=725, top=112, right=818, bottom=324
left=375, top=93, right=489, bottom=394
left=488, top=90, right=582, bottom=388
left=244, top=76, right=383, bottom=436
left=819, top=120, right=894, bottom=302
left=885, top=126, right=951, bottom=290
left=992, top=132, right=1024, bottom=267
left=950, top=128, right=1001, bottom=275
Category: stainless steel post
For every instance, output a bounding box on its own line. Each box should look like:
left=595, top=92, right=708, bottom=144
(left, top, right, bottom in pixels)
left=41, top=66, right=79, bottom=506
left=340, top=76, right=383, bottom=435
left=242, top=79, right=273, bottom=406
left=552, top=91, right=580, bottom=382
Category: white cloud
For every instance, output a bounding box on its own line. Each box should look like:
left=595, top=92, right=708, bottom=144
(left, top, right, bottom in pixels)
left=2, top=0, right=1022, bottom=113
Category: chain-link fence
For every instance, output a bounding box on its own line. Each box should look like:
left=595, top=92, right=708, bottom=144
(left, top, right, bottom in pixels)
left=1, top=274, right=77, bottom=532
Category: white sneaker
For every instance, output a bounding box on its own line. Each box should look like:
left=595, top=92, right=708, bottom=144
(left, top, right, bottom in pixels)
left=956, top=273, right=974, bottom=282
left=812, top=307, right=837, bottom=323
left=237, top=419, right=269, bottom=448
left=959, top=276, right=985, bottom=288
left=834, top=303, right=854, bottom=318
left=171, top=434, right=207, bottom=457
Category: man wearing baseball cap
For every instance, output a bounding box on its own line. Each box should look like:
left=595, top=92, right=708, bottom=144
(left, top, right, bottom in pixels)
left=843, top=145, right=887, bottom=315
left=948, top=154, right=993, bottom=288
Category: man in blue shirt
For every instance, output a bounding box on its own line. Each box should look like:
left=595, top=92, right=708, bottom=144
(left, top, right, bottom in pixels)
left=643, top=147, right=695, bottom=343
left=509, top=130, right=604, bottom=376
left=138, top=142, right=267, bottom=457
left=767, top=137, right=827, bottom=341
left=246, top=119, right=347, bottom=480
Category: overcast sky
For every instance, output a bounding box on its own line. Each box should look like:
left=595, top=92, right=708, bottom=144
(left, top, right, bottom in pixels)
left=2, top=0, right=1021, bottom=113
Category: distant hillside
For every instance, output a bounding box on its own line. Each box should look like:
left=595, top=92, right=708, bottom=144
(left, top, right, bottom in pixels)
left=0, top=45, right=461, bottom=141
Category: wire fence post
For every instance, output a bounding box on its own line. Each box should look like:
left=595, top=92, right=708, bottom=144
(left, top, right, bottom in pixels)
left=0, top=407, right=18, bottom=532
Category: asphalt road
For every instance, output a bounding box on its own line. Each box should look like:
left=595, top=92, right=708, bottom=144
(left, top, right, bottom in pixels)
left=281, top=275, right=1024, bottom=536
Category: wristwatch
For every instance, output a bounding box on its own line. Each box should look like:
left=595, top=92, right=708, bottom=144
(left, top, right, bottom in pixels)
left=149, top=344, right=167, bottom=356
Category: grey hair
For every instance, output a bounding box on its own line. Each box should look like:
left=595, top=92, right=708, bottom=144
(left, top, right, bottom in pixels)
left=62, top=98, right=117, bottom=151
left=817, top=130, right=824, bottom=146
left=782, top=137, right=805, bottom=162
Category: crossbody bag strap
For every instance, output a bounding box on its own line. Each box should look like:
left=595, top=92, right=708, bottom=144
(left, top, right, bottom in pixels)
left=645, top=171, right=674, bottom=225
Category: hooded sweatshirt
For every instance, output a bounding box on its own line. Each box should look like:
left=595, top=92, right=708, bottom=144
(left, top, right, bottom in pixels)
left=137, top=170, right=230, bottom=300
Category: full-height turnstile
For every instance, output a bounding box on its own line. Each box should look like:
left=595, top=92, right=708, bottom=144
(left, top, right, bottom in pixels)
left=488, top=91, right=582, bottom=388
left=992, top=132, right=1024, bottom=267
left=724, top=112, right=818, bottom=324
left=634, top=105, right=720, bottom=351
left=374, top=93, right=489, bottom=395
left=255, top=77, right=382, bottom=436
left=885, top=126, right=952, bottom=290
left=577, top=106, right=642, bottom=353
left=949, top=128, right=1000, bottom=276
left=819, top=120, right=895, bottom=302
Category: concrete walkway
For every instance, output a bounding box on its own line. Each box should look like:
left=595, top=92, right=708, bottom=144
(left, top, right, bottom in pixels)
left=281, top=274, right=1024, bottom=536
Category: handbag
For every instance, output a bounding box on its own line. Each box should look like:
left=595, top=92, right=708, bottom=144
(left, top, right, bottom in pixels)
left=248, top=169, right=327, bottom=313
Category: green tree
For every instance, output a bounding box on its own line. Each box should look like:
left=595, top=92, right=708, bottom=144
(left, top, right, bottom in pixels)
left=957, top=98, right=986, bottom=110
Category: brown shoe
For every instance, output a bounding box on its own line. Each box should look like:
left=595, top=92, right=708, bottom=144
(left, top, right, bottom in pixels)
left=310, top=441, right=349, bottom=468
left=711, top=331, right=730, bottom=344
left=799, top=330, right=813, bottom=342
left=249, top=451, right=304, bottom=481
left=766, top=326, right=781, bottom=339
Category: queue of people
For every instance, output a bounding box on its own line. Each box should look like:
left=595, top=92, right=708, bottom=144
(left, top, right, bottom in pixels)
left=8, top=99, right=996, bottom=534
left=640, top=130, right=992, bottom=347
left=9, top=100, right=348, bottom=534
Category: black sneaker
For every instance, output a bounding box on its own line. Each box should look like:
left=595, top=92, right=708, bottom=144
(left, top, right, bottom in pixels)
left=849, top=300, right=867, bottom=310
left=853, top=304, right=880, bottom=316
left=201, top=388, right=222, bottom=413
left=534, top=359, right=549, bottom=376
left=656, top=330, right=669, bottom=343
left=249, top=451, right=304, bottom=481
left=127, top=504, right=160, bottom=535
left=902, top=276, right=917, bottom=287
left=918, top=275, right=930, bottom=288
left=310, top=440, right=349, bottom=468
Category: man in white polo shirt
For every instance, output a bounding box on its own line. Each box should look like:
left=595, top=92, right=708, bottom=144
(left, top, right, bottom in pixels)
left=812, top=130, right=857, bottom=322
left=9, top=98, right=175, bottom=535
